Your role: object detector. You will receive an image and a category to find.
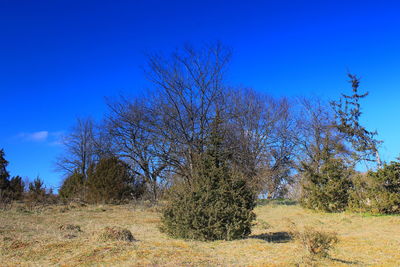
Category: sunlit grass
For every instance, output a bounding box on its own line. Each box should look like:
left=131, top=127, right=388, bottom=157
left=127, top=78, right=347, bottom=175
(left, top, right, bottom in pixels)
left=1, top=202, right=399, bottom=266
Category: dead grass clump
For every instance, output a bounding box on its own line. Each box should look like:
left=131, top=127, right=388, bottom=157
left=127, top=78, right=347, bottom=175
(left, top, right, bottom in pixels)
left=255, top=219, right=271, bottom=230
left=59, top=224, right=82, bottom=232
left=63, top=234, right=77, bottom=239
left=69, top=201, right=87, bottom=209
left=59, top=206, right=69, bottom=213
left=131, top=200, right=162, bottom=212
left=298, top=227, right=338, bottom=258
left=98, top=227, right=135, bottom=242
left=288, top=221, right=338, bottom=260
left=8, top=240, right=31, bottom=250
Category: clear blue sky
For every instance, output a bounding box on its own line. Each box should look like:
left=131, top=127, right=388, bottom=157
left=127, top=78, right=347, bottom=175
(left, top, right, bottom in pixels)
left=1, top=0, right=400, bottom=190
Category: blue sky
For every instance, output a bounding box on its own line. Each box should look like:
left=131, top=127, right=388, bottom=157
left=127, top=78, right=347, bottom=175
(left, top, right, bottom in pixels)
left=1, top=0, right=400, bottom=190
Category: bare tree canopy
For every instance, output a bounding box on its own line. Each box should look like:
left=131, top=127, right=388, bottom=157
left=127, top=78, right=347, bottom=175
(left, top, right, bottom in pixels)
left=295, top=97, right=352, bottom=171
left=56, top=118, right=97, bottom=178
left=56, top=44, right=381, bottom=202
left=102, top=43, right=299, bottom=199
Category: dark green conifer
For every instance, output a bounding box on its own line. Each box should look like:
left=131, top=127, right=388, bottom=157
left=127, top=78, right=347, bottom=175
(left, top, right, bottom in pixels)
left=59, top=171, right=85, bottom=200
left=300, top=158, right=353, bottom=212
left=349, top=161, right=400, bottom=214
left=0, top=149, right=10, bottom=191
left=9, top=176, right=24, bottom=200
left=160, top=113, right=256, bottom=241
left=27, top=177, right=47, bottom=203
left=86, top=157, right=136, bottom=203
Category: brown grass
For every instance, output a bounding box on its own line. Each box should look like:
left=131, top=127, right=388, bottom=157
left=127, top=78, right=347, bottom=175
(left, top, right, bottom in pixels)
left=1, top=202, right=400, bottom=266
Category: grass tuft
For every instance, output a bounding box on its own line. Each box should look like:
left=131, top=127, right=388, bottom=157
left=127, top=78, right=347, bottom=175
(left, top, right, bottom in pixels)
left=98, top=226, right=136, bottom=242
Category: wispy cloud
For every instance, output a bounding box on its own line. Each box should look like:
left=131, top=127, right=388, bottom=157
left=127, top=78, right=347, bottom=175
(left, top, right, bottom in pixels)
left=18, top=131, right=49, bottom=142
left=16, top=130, right=65, bottom=146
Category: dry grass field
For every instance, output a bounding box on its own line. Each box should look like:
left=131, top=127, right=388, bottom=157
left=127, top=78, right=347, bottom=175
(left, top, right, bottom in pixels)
left=1, top=201, right=400, bottom=266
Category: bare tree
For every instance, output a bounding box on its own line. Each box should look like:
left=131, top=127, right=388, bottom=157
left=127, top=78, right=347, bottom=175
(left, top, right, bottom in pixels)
left=105, top=44, right=302, bottom=199
left=104, top=43, right=303, bottom=200
left=294, top=97, right=352, bottom=172
left=106, top=98, right=167, bottom=201
left=102, top=44, right=231, bottom=200
left=56, top=117, right=97, bottom=178
left=145, top=43, right=231, bottom=182
left=225, top=89, right=297, bottom=197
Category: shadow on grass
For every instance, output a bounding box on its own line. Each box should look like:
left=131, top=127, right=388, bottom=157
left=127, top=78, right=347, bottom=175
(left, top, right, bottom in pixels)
left=257, top=199, right=298, bottom=206
left=330, top=257, right=362, bottom=265
left=250, top=231, right=292, bottom=243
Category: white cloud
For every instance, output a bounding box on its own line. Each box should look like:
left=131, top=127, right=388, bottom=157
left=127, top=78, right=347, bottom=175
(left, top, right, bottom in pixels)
left=18, top=131, right=49, bottom=142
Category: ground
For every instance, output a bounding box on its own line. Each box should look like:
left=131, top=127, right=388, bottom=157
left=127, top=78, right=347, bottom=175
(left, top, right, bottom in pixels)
left=1, top=201, right=399, bottom=266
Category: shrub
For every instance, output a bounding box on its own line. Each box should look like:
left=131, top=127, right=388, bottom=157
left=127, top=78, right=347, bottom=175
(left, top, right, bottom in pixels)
left=98, top=226, right=135, bottom=242
left=0, top=149, right=24, bottom=206
left=300, top=158, right=353, bottom=212
left=26, top=177, right=47, bottom=205
left=59, top=224, right=82, bottom=232
left=59, top=172, right=85, bottom=201
left=0, top=190, right=11, bottom=210
left=0, top=149, right=10, bottom=191
left=349, top=162, right=400, bottom=214
left=289, top=222, right=338, bottom=259
left=160, top=116, right=256, bottom=241
left=9, top=176, right=24, bottom=200
left=59, top=224, right=82, bottom=239
left=86, top=157, right=141, bottom=203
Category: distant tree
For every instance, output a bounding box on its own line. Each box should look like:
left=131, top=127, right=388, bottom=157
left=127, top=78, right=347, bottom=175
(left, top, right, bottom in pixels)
left=0, top=150, right=25, bottom=204
left=0, top=149, right=11, bottom=207
left=295, top=98, right=352, bottom=172
left=225, top=90, right=297, bottom=197
left=331, top=74, right=382, bottom=168
left=300, top=158, right=354, bottom=212
left=0, top=149, right=10, bottom=191
left=349, top=161, right=400, bottom=214
left=107, top=44, right=297, bottom=200
left=106, top=99, right=167, bottom=201
left=9, top=176, right=24, bottom=200
left=59, top=171, right=85, bottom=201
left=86, top=157, right=143, bottom=203
left=27, top=176, right=47, bottom=204
left=294, top=98, right=355, bottom=212
left=160, top=114, right=256, bottom=241
left=56, top=118, right=97, bottom=178
left=145, top=43, right=231, bottom=183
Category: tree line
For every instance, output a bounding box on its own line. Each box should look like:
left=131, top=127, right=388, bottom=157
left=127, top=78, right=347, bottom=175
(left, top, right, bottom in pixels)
left=55, top=43, right=386, bottom=207
left=2, top=43, right=398, bottom=240
left=0, top=149, right=57, bottom=209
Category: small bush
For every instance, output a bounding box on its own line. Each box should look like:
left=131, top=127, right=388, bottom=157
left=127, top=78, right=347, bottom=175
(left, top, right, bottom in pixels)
left=59, top=224, right=82, bottom=239
left=9, top=176, right=24, bottom=200
left=300, top=158, right=353, bottom=212
left=349, top=162, right=400, bottom=214
left=59, top=172, right=85, bottom=201
left=289, top=222, right=338, bottom=259
left=86, top=157, right=144, bottom=204
left=26, top=177, right=47, bottom=206
left=98, top=226, right=135, bottom=242
left=0, top=150, right=25, bottom=208
left=0, top=190, right=12, bottom=210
